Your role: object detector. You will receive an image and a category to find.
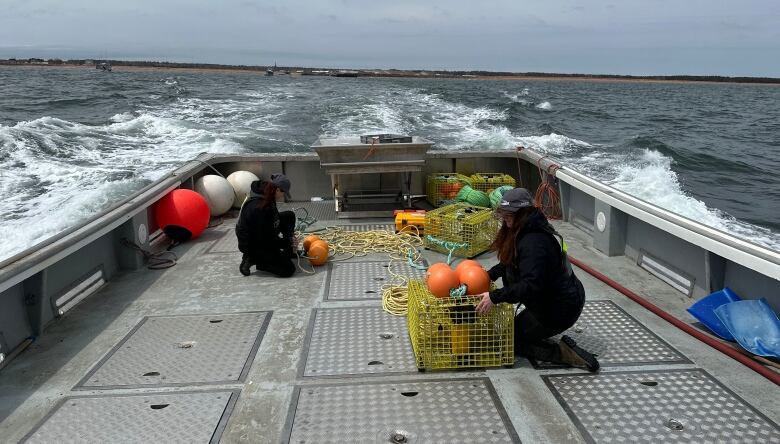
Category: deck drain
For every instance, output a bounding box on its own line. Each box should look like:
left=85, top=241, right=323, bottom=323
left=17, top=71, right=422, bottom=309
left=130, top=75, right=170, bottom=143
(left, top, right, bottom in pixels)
left=143, top=372, right=160, bottom=377
left=639, top=380, right=658, bottom=387
left=665, top=418, right=684, bottom=431
left=368, top=360, right=384, bottom=366
left=400, top=391, right=418, bottom=397
left=174, top=341, right=196, bottom=349
left=150, top=404, right=169, bottom=410
left=209, top=319, right=223, bottom=324
left=379, top=333, right=394, bottom=339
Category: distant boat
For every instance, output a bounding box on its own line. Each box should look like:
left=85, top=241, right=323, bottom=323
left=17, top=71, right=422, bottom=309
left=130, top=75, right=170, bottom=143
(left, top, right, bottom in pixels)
left=95, top=62, right=112, bottom=72
left=266, top=62, right=277, bottom=76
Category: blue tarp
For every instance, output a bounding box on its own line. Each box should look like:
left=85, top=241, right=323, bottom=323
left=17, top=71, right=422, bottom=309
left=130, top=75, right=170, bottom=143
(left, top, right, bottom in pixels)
left=687, top=288, right=742, bottom=340
left=715, top=299, right=780, bottom=359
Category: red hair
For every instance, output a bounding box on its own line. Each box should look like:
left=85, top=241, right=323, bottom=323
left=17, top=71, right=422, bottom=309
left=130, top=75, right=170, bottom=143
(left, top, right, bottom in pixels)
left=260, top=182, right=278, bottom=209
left=491, top=207, right=535, bottom=264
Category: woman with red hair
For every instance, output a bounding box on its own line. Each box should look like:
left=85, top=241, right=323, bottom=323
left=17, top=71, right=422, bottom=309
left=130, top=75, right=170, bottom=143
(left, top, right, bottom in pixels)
left=235, top=174, right=296, bottom=277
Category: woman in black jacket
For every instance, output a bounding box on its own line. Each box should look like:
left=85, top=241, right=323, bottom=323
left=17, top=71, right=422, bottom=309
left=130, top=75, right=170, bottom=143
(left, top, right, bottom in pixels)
left=475, top=188, right=599, bottom=371
left=235, top=174, right=296, bottom=277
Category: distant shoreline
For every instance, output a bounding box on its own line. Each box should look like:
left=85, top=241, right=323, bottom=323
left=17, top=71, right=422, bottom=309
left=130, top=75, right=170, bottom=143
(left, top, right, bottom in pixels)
left=2, top=60, right=779, bottom=86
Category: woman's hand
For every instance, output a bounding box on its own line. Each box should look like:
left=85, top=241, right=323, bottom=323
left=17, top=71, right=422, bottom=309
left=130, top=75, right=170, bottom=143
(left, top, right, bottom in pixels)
left=475, top=292, right=494, bottom=315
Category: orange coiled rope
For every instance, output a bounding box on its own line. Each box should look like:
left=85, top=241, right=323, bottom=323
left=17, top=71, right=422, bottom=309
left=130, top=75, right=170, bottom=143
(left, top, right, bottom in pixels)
left=534, top=157, right=562, bottom=220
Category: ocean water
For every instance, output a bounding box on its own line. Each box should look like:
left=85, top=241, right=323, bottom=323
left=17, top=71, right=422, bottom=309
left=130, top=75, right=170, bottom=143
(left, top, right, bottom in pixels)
left=1, top=66, right=779, bottom=262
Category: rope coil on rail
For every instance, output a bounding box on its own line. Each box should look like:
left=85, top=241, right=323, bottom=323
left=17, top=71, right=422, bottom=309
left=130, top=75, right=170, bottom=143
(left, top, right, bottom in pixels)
left=534, top=156, right=562, bottom=220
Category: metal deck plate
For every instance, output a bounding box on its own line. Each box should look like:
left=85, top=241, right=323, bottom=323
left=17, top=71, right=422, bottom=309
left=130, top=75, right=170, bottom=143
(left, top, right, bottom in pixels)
left=335, top=223, right=395, bottom=231
left=205, top=231, right=238, bottom=254
left=324, top=260, right=427, bottom=301
left=284, top=378, right=519, bottom=443
left=531, top=300, right=689, bottom=368
left=23, top=390, right=238, bottom=444
left=76, top=312, right=271, bottom=389
left=301, top=307, right=417, bottom=377
left=544, top=369, right=780, bottom=444
left=279, top=201, right=337, bottom=221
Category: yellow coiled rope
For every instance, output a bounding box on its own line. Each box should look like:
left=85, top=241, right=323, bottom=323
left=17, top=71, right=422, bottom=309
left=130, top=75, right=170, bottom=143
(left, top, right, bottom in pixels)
left=308, top=225, right=426, bottom=316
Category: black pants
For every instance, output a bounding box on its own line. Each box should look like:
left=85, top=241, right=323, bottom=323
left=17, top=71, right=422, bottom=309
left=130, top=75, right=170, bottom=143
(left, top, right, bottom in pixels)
left=245, top=210, right=296, bottom=278
left=514, top=308, right=572, bottom=363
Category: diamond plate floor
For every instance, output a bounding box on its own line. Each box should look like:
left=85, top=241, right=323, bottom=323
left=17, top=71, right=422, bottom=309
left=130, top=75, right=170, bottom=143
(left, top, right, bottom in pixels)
left=544, top=369, right=780, bottom=444
left=324, top=260, right=428, bottom=301
left=531, top=300, right=689, bottom=368
left=301, top=307, right=417, bottom=377
left=335, top=223, right=395, bottom=231
left=279, top=201, right=337, bottom=221
left=76, top=312, right=271, bottom=389
left=284, top=378, right=519, bottom=443
left=23, top=390, right=238, bottom=444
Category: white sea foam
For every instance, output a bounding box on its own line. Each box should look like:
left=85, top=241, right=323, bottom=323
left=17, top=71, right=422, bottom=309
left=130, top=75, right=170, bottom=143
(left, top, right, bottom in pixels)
left=536, top=101, right=553, bottom=110
left=0, top=112, right=243, bottom=262
left=502, top=90, right=531, bottom=104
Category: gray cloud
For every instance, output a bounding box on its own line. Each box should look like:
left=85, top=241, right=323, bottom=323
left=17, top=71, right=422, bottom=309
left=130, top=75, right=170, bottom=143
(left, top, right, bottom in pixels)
left=0, top=0, right=778, bottom=76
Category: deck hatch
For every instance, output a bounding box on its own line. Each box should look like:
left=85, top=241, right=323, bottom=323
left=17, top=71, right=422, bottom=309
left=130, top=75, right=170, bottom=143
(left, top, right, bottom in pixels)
left=283, top=378, right=519, bottom=443
left=22, top=390, right=238, bottom=444
left=530, top=300, right=689, bottom=368
left=543, top=369, right=780, bottom=444
left=76, top=311, right=271, bottom=389
left=300, top=307, right=417, bottom=377
left=324, top=260, right=427, bottom=301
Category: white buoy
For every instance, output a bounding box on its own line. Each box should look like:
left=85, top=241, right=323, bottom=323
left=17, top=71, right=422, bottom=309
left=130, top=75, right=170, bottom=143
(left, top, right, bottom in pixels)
left=227, top=170, right=260, bottom=208
left=194, top=175, right=234, bottom=216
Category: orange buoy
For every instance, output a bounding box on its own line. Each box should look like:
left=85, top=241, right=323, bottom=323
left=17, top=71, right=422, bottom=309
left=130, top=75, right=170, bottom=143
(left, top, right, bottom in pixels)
left=426, top=265, right=459, bottom=298
left=154, top=189, right=210, bottom=242
left=454, top=259, right=481, bottom=280
left=308, top=240, right=329, bottom=266
left=459, top=266, right=490, bottom=295
left=303, top=235, right=321, bottom=252
left=427, top=262, right=451, bottom=276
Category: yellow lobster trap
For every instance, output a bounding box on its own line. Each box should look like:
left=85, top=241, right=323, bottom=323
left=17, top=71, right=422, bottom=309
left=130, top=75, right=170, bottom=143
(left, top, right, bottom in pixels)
left=426, top=173, right=472, bottom=207
left=407, top=280, right=514, bottom=370
left=469, top=173, right=516, bottom=193
left=424, top=203, right=500, bottom=258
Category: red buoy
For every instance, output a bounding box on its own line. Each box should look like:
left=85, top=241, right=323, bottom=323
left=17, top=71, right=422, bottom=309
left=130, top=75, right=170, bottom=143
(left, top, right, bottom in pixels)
left=154, top=189, right=210, bottom=242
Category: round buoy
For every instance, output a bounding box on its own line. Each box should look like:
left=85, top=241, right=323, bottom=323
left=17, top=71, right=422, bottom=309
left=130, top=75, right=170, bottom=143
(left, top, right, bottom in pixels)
left=456, top=185, right=490, bottom=208
left=154, top=189, right=210, bottom=242
left=459, top=266, right=490, bottom=295
left=490, top=186, right=514, bottom=209
left=426, top=265, right=459, bottom=298
left=194, top=175, right=234, bottom=216
left=303, top=235, right=321, bottom=252
left=308, top=240, right=329, bottom=266
left=226, top=171, right=260, bottom=208
left=454, top=259, right=482, bottom=280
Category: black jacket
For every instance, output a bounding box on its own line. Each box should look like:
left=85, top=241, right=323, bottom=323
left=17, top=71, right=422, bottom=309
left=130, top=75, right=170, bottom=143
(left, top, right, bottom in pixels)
left=487, top=209, right=584, bottom=329
left=235, top=180, right=288, bottom=261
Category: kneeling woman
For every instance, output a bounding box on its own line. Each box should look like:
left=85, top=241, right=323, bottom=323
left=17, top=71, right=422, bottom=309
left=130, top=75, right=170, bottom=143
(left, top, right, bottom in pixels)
left=235, top=174, right=296, bottom=277
left=475, top=188, right=599, bottom=371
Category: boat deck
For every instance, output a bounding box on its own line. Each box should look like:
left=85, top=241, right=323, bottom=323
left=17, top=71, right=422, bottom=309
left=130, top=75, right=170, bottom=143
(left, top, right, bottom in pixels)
left=1, top=202, right=778, bottom=443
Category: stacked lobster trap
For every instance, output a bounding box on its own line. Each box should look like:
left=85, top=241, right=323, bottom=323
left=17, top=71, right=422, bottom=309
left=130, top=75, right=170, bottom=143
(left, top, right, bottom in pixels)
left=423, top=203, right=500, bottom=258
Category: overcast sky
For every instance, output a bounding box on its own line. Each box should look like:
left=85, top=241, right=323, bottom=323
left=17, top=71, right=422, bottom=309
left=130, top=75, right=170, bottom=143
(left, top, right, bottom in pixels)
left=1, top=0, right=779, bottom=76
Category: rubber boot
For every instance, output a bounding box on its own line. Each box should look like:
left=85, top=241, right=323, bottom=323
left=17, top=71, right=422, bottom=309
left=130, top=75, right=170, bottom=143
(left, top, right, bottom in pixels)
left=239, top=256, right=253, bottom=276
left=558, top=335, right=600, bottom=372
